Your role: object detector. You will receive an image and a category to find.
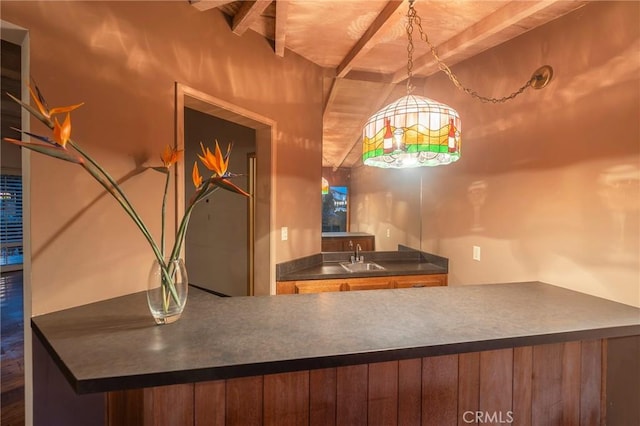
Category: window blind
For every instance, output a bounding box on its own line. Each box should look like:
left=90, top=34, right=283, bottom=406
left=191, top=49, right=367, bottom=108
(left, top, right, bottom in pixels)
left=0, top=174, right=23, bottom=267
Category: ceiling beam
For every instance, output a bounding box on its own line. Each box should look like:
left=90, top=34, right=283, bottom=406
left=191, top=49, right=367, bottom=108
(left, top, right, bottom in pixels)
left=189, top=0, right=235, bottom=12
left=232, top=0, right=272, bottom=36
left=322, top=77, right=339, bottom=123
left=323, top=71, right=394, bottom=121
left=336, top=0, right=404, bottom=78
left=343, top=70, right=394, bottom=84
left=391, top=0, right=564, bottom=83
left=274, top=0, right=290, bottom=57
left=325, top=0, right=404, bottom=153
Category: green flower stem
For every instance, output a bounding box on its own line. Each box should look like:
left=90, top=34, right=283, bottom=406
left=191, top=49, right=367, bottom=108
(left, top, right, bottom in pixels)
left=168, top=201, right=195, bottom=265
left=16, top=98, right=183, bottom=310
left=162, top=282, right=169, bottom=312
left=168, top=185, right=219, bottom=263
left=161, top=171, right=170, bottom=258
left=75, top=147, right=180, bottom=307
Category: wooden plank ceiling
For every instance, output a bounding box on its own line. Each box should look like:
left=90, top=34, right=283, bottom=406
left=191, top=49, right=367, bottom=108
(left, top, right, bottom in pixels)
left=190, top=0, right=589, bottom=169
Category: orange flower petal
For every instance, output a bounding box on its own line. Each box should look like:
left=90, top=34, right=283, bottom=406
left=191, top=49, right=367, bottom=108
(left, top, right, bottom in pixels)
left=52, top=113, right=72, bottom=147
left=29, top=85, right=49, bottom=119
left=213, top=141, right=229, bottom=176
left=161, top=145, right=182, bottom=167
left=192, top=161, right=203, bottom=188
left=173, top=149, right=183, bottom=164
left=198, top=142, right=224, bottom=176
left=28, top=84, right=83, bottom=121
left=49, top=103, right=84, bottom=116
left=161, top=145, right=171, bottom=166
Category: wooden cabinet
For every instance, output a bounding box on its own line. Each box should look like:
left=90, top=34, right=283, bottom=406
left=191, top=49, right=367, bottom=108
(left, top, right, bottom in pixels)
left=393, top=274, right=448, bottom=288
left=276, top=274, right=447, bottom=295
left=345, top=277, right=394, bottom=291
left=294, top=280, right=346, bottom=294
left=321, top=234, right=375, bottom=252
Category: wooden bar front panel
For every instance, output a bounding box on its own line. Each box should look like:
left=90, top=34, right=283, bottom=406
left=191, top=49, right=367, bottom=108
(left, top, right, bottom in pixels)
left=309, top=368, right=337, bottom=426
left=107, top=340, right=609, bottom=425
left=422, top=354, right=458, bottom=426
left=397, top=358, right=421, bottom=426
left=336, top=364, right=368, bottom=426
left=368, top=361, right=399, bottom=425
left=512, top=346, right=533, bottom=426
left=264, top=371, right=309, bottom=426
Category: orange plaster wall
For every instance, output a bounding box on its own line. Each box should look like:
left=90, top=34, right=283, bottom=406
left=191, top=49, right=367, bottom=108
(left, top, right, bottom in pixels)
left=352, top=1, right=640, bottom=306
left=1, top=1, right=323, bottom=314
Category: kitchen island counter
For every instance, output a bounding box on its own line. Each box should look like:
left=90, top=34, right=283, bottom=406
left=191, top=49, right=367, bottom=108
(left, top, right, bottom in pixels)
left=33, top=281, right=639, bottom=394
left=32, top=281, right=640, bottom=424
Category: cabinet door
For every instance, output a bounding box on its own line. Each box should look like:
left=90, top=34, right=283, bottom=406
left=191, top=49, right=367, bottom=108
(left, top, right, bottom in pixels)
left=276, top=281, right=295, bottom=294
left=393, top=274, right=448, bottom=288
left=294, top=280, right=345, bottom=294
left=346, top=281, right=393, bottom=291
left=345, top=276, right=394, bottom=291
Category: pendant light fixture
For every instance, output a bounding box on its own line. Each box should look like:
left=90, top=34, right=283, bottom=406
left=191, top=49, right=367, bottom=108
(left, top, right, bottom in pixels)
left=362, top=0, right=553, bottom=169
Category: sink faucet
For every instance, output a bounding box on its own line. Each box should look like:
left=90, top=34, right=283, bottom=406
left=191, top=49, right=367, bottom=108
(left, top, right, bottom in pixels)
left=349, top=240, right=362, bottom=263
left=348, top=241, right=363, bottom=263
left=348, top=241, right=362, bottom=264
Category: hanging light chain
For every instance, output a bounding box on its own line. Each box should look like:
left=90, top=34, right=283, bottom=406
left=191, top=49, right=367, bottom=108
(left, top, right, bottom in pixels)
left=408, top=1, right=536, bottom=104
left=405, top=1, right=416, bottom=94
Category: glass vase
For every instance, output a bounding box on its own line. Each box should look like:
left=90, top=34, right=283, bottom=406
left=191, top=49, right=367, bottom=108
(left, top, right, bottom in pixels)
left=147, top=258, right=188, bottom=325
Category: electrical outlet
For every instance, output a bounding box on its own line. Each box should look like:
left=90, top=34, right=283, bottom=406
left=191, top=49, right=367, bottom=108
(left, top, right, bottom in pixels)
left=473, top=245, right=481, bottom=261
left=281, top=227, right=288, bottom=241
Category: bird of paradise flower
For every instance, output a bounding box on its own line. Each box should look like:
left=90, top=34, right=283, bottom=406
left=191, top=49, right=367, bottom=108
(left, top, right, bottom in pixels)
left=4, top=83, right=249, bottom=316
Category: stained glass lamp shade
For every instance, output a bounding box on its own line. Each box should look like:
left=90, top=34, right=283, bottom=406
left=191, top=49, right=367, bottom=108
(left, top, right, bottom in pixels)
left=362, top=94, right=461, bottom=168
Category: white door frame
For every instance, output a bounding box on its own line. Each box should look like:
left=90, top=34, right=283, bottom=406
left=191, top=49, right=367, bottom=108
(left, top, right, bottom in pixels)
left=175, top=83, right=276, bottom=295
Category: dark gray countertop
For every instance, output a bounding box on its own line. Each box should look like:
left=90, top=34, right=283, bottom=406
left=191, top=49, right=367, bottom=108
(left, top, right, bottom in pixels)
left=276, top=246, right=449, bottom=281
left=32, top=282, right=640, bottom=395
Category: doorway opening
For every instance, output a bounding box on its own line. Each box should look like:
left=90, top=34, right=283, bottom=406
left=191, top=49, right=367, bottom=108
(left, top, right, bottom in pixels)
left=183, top=109, right=255, bottom=296
left=175, top=84, right=275, bottom=296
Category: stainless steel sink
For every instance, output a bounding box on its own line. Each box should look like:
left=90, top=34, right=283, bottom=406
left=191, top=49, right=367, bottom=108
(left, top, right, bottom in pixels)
left=339, top=261, right=386, bottom=273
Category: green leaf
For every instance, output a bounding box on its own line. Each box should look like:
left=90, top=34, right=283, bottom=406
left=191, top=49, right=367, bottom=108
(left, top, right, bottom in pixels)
left=210, top=177, right=250, bottom=197
left=11, top=128, right=56, bottom=145
left=3, top=138, right=83, bottom=164
left=149, top=166, right=170, bottom=174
